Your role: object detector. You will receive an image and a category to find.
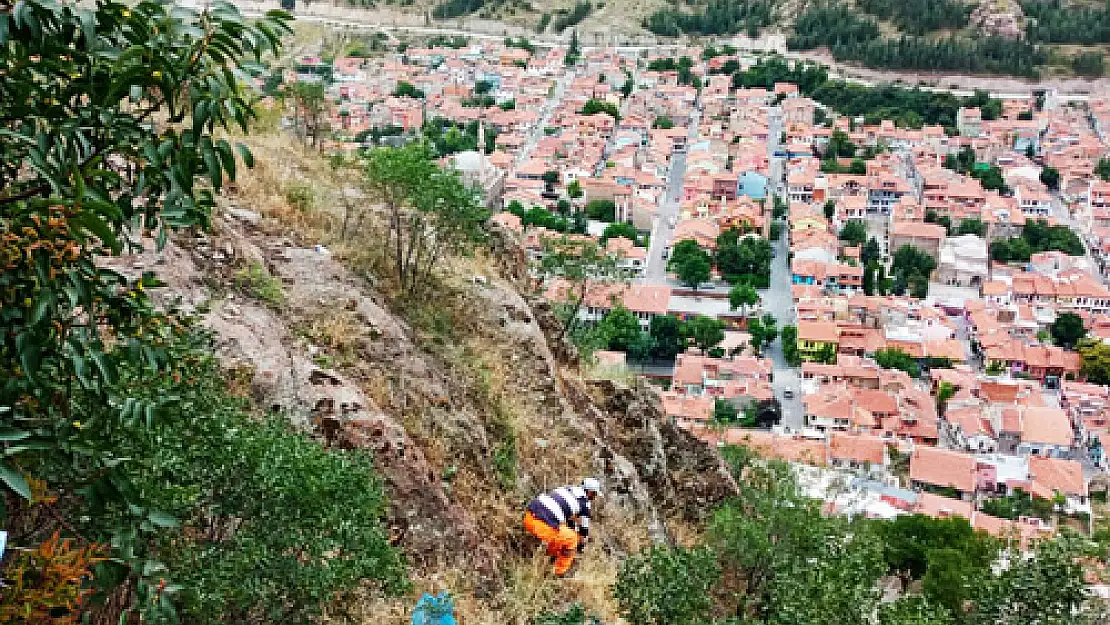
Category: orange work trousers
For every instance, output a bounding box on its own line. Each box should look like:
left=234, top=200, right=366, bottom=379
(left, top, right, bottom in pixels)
left=523, top=511, right=579, bottom=576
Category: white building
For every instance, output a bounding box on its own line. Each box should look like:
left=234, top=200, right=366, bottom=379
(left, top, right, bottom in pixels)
left=937, top=234, right=989, bottom=288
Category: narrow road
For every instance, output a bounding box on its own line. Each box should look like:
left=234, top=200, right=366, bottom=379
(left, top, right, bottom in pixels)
left=643, top=109, right=701, bottom=284
left=516, top=70, right=573, bottom=168
left=761, top=225, right=804, bottom=430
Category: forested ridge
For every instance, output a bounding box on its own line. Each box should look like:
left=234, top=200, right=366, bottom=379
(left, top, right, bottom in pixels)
left=788, top=3, right=1045, bottom=78
left=636, top=0, right=1105, bottom=78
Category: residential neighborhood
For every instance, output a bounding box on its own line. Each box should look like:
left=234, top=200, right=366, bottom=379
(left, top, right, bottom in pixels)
left=283, top=33, right=1110, bottom=554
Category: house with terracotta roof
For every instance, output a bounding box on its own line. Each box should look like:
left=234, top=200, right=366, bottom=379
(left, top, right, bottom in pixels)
left=796, top=320, right=840, bottom=362
left=671, top=353, right=774, bottom=401
left=804, top=390, right=856, bottom=432
left=828, top=433, right=888, bottom=476
left=660, top=392, right=714, bottom=430
left=1027, top=456, right=1089, bottom=514
left=1015, top=406, right=1075, bottom=458
left=890, top=221, right=947, bottom=262
left=909, top=447, right=992, bottom=500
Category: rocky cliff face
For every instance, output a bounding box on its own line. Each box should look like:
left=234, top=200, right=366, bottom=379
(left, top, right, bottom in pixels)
left=124, top=198, right=736, bottom=607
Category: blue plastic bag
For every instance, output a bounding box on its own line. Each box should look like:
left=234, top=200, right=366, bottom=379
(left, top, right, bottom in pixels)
left=411, top=591, right=458, bottom=625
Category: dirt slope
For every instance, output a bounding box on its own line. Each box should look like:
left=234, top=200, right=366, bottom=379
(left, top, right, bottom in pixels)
left=121, top=134, right=735, bottom=622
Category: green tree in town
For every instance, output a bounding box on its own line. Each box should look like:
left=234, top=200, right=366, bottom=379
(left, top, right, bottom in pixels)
left=1050, top=312, right=1087, bottom=349
left=715, top=231, right=773, bottom=287
left=685, top=315, right=726, bottom=354
left=781, top=325, right=801, bottom=366
left=827, top=128, right=857, bottom=158
left=747, top=313, right=779, bottom=356
left=891, top=244, right=937, bottom=298
left=1079, top=338, right=1110, bottom=384
left=840, top=219, right=869, bottom=247
left=863, top=261, right=878, bottom=295
left=874, top=347, right=921, bottom=377
left=1098, top=157, right=1110, bottom=182
left=567, top=179, right=583, bottom=198
left=649, top=315, right=688, bottom=360
left=393, top=80, right=425, bottom=99
left=712, top=398, right=740, bottom=425
left=580, top=98, right=621, bottom=120
left=565, top=28, right=580, bottom=65
left=729, top=283, right=760, bottom=314
left=956, top=217, right=987, bottom=237
left=601, top=221, right=641, bottom=245
left=1040, top=166, right=1061, bottom=190
left=597, top=306, right=645, bottom=352
left=863, top=236, right=883, bottom=265
left=669, top=240, right=713, bottom=288
left=824, top=199, right=837, bottom=220
left=585, top=199, right=617, bottom=221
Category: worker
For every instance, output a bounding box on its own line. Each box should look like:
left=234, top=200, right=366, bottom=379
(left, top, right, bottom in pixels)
left=522, top=478, right=601, bottom=577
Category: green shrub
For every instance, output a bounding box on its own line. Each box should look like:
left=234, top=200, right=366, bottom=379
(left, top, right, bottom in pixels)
left=236, top=262, right=285, bottom=307
left=614, top=545, right=720, bottom=625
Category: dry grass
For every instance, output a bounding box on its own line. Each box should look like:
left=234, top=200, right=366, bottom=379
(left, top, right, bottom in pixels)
left=331, top=549, right=625, bottom=625
left=226, top=131, right=663, bottom=625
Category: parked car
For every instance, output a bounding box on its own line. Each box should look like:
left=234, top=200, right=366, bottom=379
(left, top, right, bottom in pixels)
left=782, top=388, right=794, bottom=399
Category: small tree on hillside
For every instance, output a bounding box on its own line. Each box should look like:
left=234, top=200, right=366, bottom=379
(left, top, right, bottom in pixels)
left=539, top=236, right=621, bottom=341
left=364, top=142, right=489, bottom=296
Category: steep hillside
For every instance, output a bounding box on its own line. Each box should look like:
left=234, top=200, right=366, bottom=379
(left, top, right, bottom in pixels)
left=125, top=132, right=736, bottom=622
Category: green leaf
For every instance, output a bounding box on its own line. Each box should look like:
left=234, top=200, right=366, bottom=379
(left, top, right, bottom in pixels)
left=202, top=140, right=222, bottom=191
left=236, top=142, right=254, bottom=168
left=0, top=463, right=31, bottom=500
left=0, top=427, right=31, bottom=442
left=216, top=138, right=236, bottom=181
left=147, top=510, right=179, bottom=529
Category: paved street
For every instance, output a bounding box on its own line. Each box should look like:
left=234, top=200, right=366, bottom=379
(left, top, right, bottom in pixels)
left=642, top=151, right=688, bottom=284
left=517, top=71, right=573, bottom=168
left=761, top=225, right=805, bottom=429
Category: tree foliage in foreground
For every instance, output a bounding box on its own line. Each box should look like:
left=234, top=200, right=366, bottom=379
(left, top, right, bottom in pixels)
left=613, top=447, right=1108, bottom=625
left=1, top=2, right=406, bottom=621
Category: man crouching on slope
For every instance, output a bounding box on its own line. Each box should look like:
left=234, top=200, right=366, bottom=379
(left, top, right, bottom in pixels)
left=522, top=478, right=601, bottom=577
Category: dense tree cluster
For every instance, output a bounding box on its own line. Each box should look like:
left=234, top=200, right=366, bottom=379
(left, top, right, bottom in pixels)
left=874, top=347, right=922, bottom=378
left=669, top=239, right=714, bottom=288
left=890, top=244, right=937, bottom=298
left=610, top=450, right=1109, bottom=625
left=732, top=58, right=1002, bottom=130
left=789, top=4, right=1045, bottom=77
left=856, top=0, right=971, bottom=35
left=715, top=230, right=773, bottom=287
left=644, top=0, right=776, bottom=37
left=580, top=98, right=621, bottom=120
left=990, top=219, right=1085, bottom=262
left=647, top=56, right=701, bottom=87
left=1021, top=0, right=1110, bottom=44
left=422, top=117, right=498, bottom=155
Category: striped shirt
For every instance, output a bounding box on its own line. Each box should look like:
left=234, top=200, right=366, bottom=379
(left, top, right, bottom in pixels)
left=526, top=485, right=592, bottom=539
